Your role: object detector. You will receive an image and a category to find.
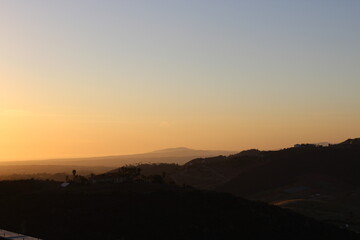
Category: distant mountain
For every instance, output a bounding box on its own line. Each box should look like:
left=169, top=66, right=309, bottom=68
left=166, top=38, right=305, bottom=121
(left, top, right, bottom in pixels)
left=0, top=148, right=236, bottom=167
left=151, top=147, right=195, bottom=153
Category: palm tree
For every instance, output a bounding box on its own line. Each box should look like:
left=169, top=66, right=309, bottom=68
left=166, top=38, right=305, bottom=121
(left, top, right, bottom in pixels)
left=72, top=169, right=77, bottom=182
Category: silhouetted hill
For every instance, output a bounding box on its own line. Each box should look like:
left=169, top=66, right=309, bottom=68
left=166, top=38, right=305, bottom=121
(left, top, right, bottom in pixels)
left=218, top=140, right=360, bottom=196
left=162, top=138, right=360, bottom=232
left=0, top=180, right=357, bottom=240
left=337, top=138, right=360, bottom=146
left=170, top=152, right=265, bottom=189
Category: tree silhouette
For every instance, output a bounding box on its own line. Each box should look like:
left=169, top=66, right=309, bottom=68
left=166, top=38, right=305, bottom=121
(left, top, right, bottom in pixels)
left=72, top=170, right=77, bottom=182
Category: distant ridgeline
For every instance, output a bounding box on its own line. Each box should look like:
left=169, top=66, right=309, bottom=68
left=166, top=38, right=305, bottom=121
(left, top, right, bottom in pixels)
left=66, top=138, right=360, bottom=189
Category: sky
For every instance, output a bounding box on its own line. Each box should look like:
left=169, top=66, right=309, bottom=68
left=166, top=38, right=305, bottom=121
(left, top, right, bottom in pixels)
left=0, top=0, right=360, bottom=160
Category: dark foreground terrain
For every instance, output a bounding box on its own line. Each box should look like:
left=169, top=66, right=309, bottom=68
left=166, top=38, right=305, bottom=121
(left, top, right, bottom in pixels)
left=0, top=180, right=358, bottom=240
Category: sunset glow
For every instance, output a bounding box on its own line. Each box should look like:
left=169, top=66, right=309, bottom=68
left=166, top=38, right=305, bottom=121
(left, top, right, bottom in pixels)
left=1, top=1, right=359, bottom=161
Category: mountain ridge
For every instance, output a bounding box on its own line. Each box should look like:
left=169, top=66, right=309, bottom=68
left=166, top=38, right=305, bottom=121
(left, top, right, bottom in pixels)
left=0, top=147, right=236, bottom=167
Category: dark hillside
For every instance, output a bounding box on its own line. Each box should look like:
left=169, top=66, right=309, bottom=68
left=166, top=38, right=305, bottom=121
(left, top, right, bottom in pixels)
left=171, top=151, right=265, bottom=189
left=0, top=180, right=357, bottom=240
left=218, top=143, right=360, bottom=195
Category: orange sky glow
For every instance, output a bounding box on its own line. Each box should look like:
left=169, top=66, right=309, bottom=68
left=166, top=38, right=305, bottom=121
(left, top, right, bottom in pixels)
left=1, top=1, right=359, bottom=161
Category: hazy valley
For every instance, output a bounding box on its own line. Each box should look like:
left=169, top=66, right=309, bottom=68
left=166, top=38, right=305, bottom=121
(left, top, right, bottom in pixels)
left=0, top=148, right=235, bottom=181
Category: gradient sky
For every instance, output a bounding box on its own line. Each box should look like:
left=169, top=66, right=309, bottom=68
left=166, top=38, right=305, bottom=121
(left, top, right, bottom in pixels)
left=1, top=0, right=360, bottom=160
